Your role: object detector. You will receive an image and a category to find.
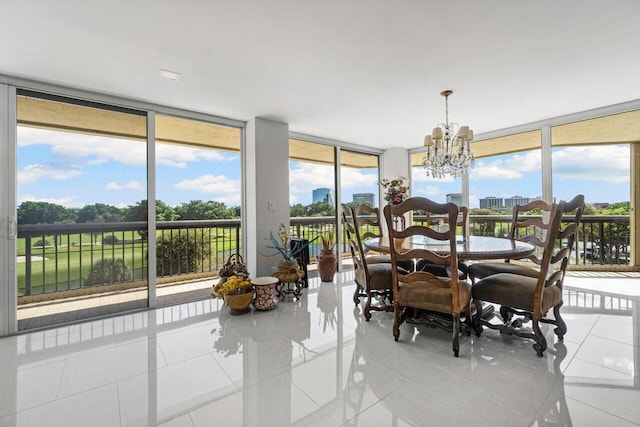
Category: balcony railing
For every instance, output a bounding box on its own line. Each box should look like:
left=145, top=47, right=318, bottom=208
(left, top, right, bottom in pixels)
left=17, top=214, right=632, bottom=297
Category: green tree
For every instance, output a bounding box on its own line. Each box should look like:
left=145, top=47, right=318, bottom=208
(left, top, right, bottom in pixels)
left=122, top=200, right=179, bottom=222
left=77, top=203, right=122, bottom=223
left=290, top=203, right=307, bottom=218
left=156, top=230, right=211, bottom=276
left=344, top=200, right=373, bottom=209
left=84, top=258, right=132, bottom=286
left=306, top=202, right=335, bottom=217
left=175, top=200, right=233, bottom=220
left=599, top=201, right=630, bottom=215
left=17, top=201, right=77, bottom=224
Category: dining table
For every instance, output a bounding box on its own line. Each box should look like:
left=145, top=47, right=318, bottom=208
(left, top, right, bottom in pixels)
left=363, top=235, right=536, bottom=322
left=364, top=235, right=535, bottom=261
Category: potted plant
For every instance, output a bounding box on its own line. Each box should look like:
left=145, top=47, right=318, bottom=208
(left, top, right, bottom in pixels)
left=212, top=275, right=254, bottom=315
left=267, top=223, right=315, bottom=282
left=317, top=231, right=337, bottom=282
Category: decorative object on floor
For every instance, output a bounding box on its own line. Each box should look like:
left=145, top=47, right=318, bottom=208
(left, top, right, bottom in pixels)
left=274, top=258, right=305, bottom=301
left=252, top=276, right=279, bottom=310
left=266, top=223, right=315, bottom=262
left=266, top=223, right=313, bottom=301
left=317, top=231, right=337, bottom=282
left=422, top=90, right=474, bottom=178
left=380, top=176, right=409, bottom=205
left=212, top=275, right=254, bottom=315
left=218, top=253, right=249, bottom=282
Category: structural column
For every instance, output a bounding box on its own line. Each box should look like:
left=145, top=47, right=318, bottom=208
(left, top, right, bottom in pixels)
left=245, top=117, right=290, bottom=277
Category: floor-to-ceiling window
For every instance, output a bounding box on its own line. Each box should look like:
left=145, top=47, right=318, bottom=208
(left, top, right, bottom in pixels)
left=288, top=139, right=336, bottom=266
left=155, top=114, right=243, bottom=305
left=468, top=130, right=542, bottom=213
left=340, top=150, right=379, bottom=208
left=16, top=90, right=148, bottom=330
left=551, top=111, right=638, bottom=266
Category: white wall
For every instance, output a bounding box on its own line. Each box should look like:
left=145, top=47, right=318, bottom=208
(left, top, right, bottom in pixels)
left=245, top=117, right=290, bottom=277
left=380, top=147, right=410, bottom=230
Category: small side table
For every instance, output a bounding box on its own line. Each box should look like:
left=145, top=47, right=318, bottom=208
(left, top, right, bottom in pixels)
left=252, top=276, right=279, bottom=310
left=276, top=278, right=304, bottom=301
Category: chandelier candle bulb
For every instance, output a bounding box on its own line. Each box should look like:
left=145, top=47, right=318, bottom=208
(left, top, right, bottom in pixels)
left=422, top=90, right=475, bottom=178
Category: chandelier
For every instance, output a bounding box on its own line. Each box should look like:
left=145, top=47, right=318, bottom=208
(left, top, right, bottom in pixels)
left=422, top=90, right=474, bottom=178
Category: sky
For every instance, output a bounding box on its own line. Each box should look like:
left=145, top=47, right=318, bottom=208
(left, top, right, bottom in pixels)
left=17, top=127, right=630, bottom=211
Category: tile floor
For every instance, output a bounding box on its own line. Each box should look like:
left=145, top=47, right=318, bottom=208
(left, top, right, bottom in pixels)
left=1, top=271, right=639, bottom=426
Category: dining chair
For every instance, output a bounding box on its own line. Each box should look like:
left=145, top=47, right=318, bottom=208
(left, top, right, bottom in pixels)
left=471, top=200, right=572, bottom=356
left=383, top=197, right=472, bottom=357
left=352, top=204, right=415, bottom=272
left=415, top=206, right=469, bottom=279
left=467, top=195, right=584, bottom=283
left=342, top=204, right=401, bottom=319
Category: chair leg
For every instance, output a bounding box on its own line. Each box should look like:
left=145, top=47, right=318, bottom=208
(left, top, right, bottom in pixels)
left=353, top=285, right=361, bottom=306
left=532, top=318, right=547, bottom=357
left=553, top=302, right=567, bottom=340
left=364, top=291, right=373, bottom=321
left=471, top=299, right=484, bottom=337
left=452, top=316, right=460, bottom=357
left=393, top=306, right=402, bottom=342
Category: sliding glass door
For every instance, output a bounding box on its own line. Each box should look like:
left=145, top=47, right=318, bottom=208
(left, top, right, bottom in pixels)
left=16, top=90, right=148, bottom=330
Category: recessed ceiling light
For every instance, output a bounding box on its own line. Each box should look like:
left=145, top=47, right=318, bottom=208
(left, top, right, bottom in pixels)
left=159, top=69, right=181, bottom=81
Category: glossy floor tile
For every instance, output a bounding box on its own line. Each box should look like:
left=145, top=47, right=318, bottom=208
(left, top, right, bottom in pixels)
left=1, top=272, right=639, bottom=426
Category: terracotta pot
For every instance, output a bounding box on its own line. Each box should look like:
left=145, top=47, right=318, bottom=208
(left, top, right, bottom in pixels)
left=224, top=290, right=254, bottom=315
left=317, top=250, right=337, bottom=282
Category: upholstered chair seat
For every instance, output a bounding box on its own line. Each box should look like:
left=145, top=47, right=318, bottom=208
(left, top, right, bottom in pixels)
left=398, top=279, right=471, bottom=315
left=468, top=262, right=540, bottom=282
left=472, top=272, right=561, bottom=314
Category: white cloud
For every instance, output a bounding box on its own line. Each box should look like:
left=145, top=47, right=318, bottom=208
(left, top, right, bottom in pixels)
left=18, top=194, right=84, bottom=209
left=413, top=185, right=442, bottom=197
left=18, top=164, right=83, bottom=184
left=105, top=180, right=143, bottom=191
left=470, top=151, right=541, bottom=181
left=156, top=144, right=230, bottom=168
left=174, top=174, right=241, bottom=205
left=553, top=145, right=629, bottom=184
left=289, top=163, right=335, bottom=196
left=18, top=127, right=232, bottom=168
left=289, top=163, right=377, bottom=200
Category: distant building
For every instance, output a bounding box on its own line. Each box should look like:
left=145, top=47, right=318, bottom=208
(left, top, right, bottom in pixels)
left=312, top=188, right=334, bottom=205
left=353, top=192, right=375, bottom=206
left=446, top=193, right=462, bottom=206
left=593, top=202, right=609, bottom=210
left=504, top=196, right=541, bottom=208
left=479, top=196, right=503, bottom=209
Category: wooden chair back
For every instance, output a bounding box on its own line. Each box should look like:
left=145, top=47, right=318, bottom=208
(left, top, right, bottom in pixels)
left=383, top=197, right=461, bottom=314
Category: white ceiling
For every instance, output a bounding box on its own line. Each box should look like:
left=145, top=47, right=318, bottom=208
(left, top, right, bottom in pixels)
left=2, top=0, right=640, bottom=150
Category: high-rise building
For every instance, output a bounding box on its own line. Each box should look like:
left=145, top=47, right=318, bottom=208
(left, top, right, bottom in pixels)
left=479, top=196, right=504, bottom=209
left=352, top=192, right=375, bottom=206
left=312, top=188, right=334, bottom=205
left=446, top=193, right=462, bottom=206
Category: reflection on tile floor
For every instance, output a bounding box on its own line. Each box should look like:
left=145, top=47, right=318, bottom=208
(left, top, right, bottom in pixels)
left=1, top=271, right=639, bottom=426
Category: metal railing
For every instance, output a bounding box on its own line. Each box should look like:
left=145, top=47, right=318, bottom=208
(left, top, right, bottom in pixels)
left=18, top=220, right=241, bottom=296
left=16, top=214, right=632, bottom=297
